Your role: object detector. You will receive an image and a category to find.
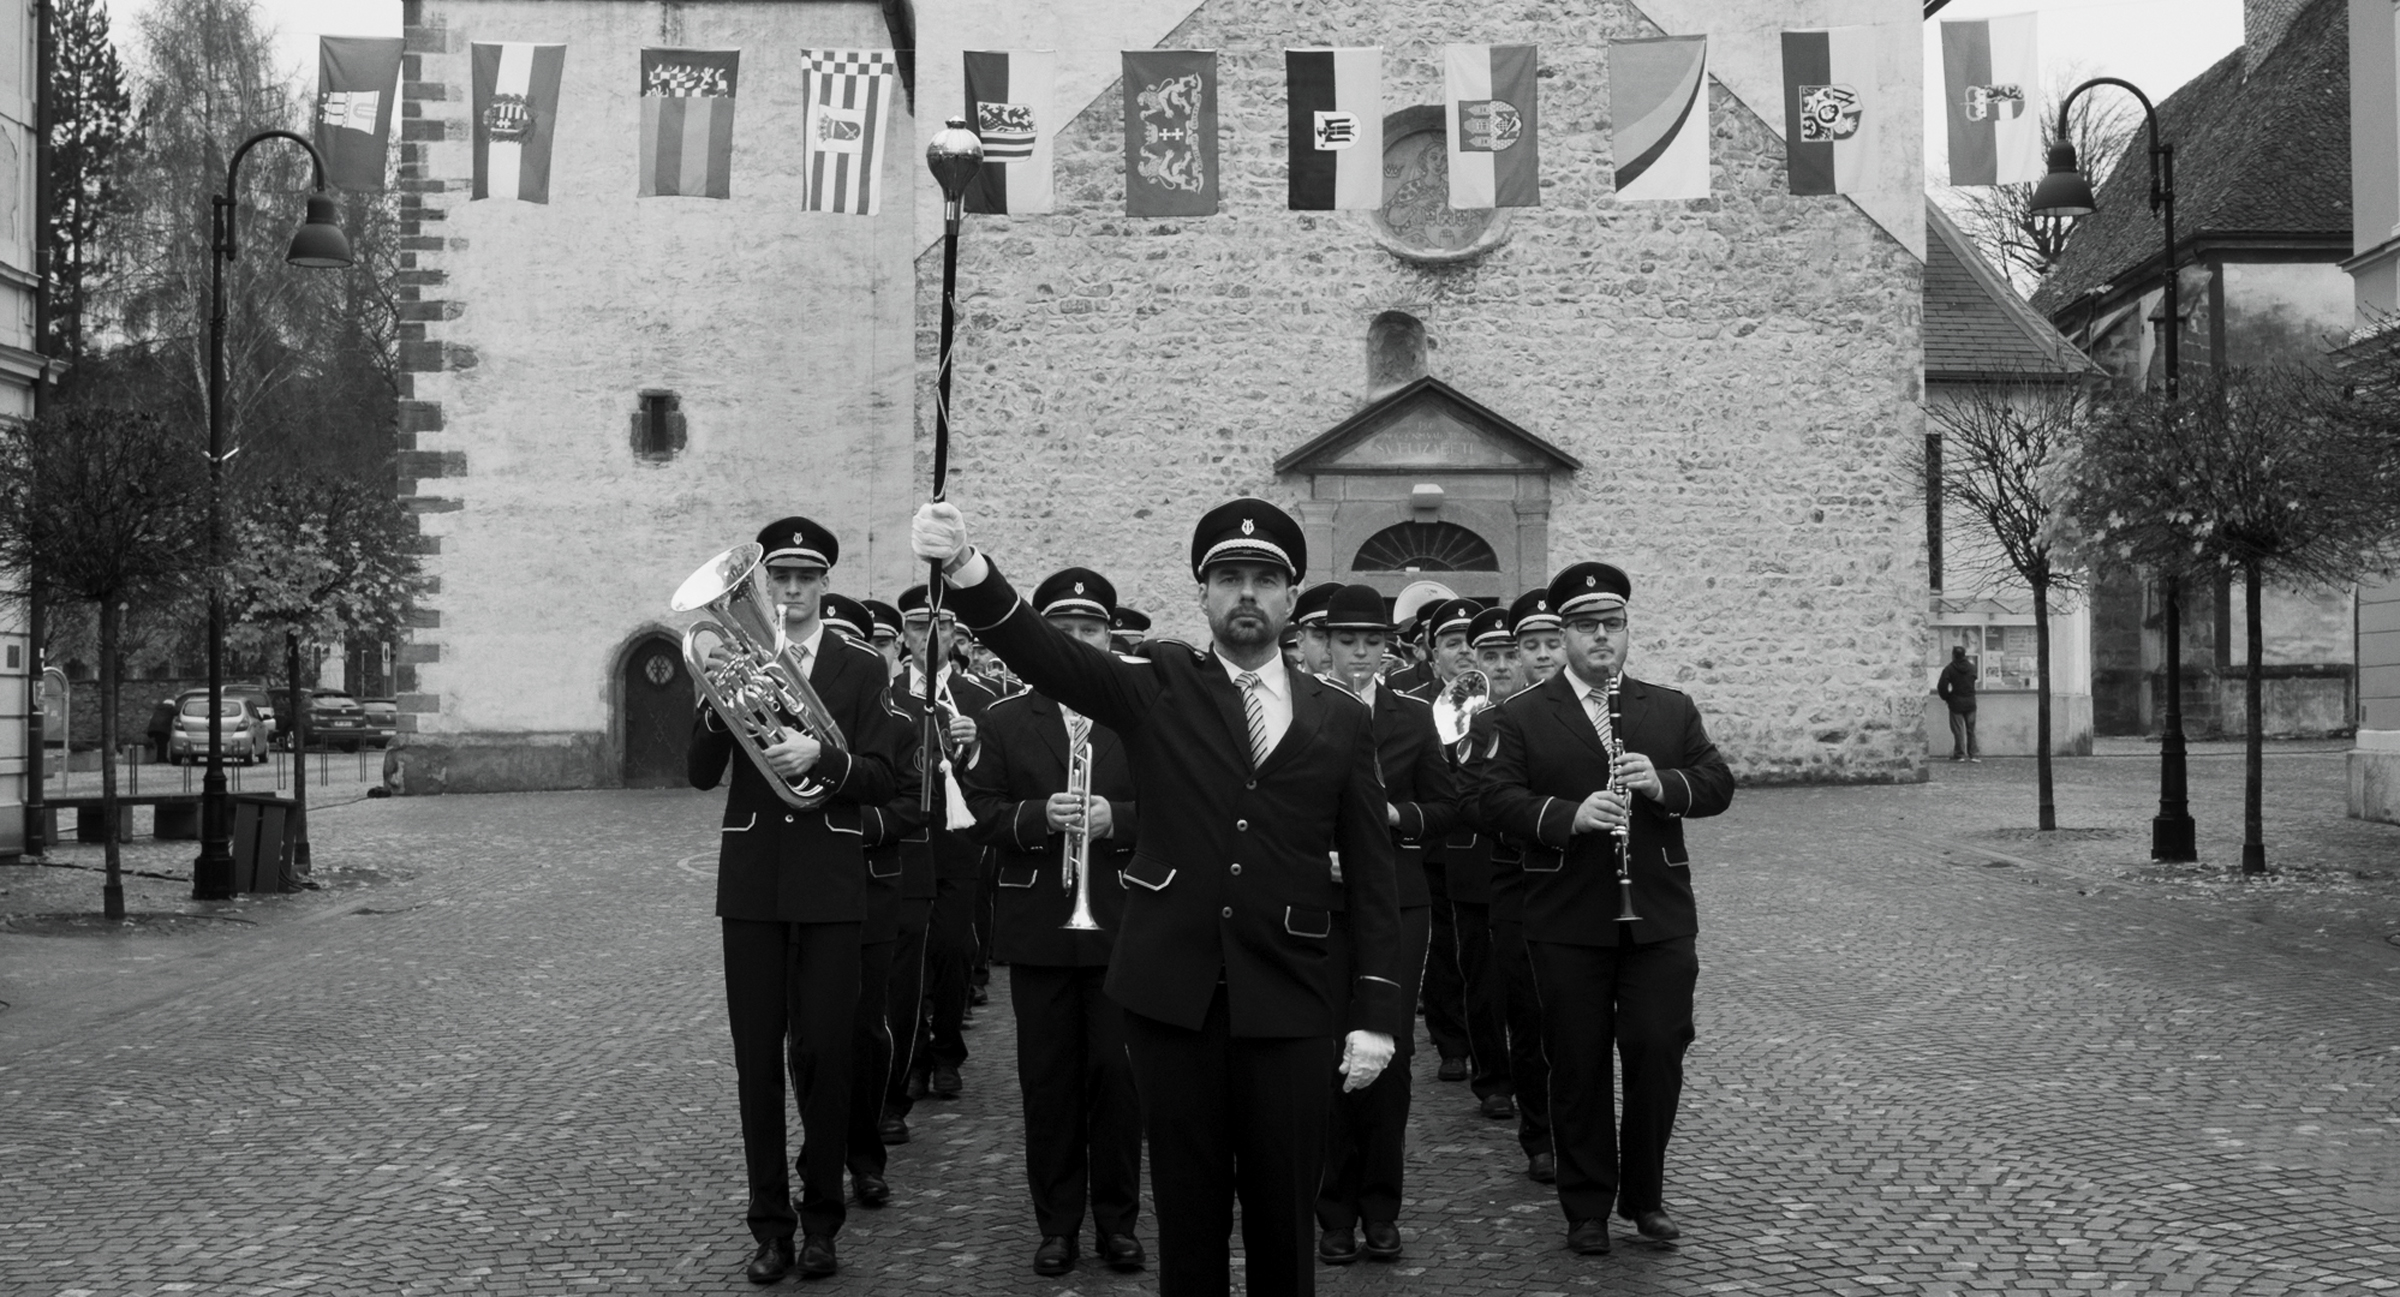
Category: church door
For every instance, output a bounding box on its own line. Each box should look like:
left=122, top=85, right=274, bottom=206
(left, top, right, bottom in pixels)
left=622, top=636, right=691, bottom=788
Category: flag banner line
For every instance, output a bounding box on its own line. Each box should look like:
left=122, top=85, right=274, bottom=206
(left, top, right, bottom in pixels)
left=1446, top=43, right=1540, bottom=210
left=1285, top=47, right=1383, bottom=211
left=1941, top=12, right=2040, bottom=187
left=640, top=47, right=738, bottom=198
left=316, top=36, right=405, bottom=192
left=1123, top=50, right=1219, bottom=217
left=965, top=49, right=1058, bottom=215
left=1609, top=35, right=1709, bottom=201
left=472, top=41, right=567, bottom=203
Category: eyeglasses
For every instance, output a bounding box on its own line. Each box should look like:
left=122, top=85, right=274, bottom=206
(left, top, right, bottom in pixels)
left=1565, top=616, right=1627, bottom=636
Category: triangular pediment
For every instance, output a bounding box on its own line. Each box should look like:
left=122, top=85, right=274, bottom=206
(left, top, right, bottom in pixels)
left=1275, top=377, right=1582, bottom=476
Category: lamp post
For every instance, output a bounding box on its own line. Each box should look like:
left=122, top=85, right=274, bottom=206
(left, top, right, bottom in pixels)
left=2029, top=78, right=2197, bottom=863
left=919, top=117, right=982, bottom=817
left=192, top=131, right=353, bottom=900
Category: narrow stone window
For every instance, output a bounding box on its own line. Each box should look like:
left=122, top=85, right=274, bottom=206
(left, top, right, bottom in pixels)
left=631, top=390, right=686, bottom=462
left=1367, top=311, right=1428, bottom=395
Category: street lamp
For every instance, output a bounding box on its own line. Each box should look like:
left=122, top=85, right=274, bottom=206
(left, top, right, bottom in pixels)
left=2029, top=78, right=2197, bottom=863
left=193, top=132, right=353, bottom=901
left=918, top=116, right=982, bottom=816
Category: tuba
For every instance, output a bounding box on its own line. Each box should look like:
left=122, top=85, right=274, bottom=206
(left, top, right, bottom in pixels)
left=1432, top=667, right=1492, bottom=749
left=672, top=543, right=850, bottom=810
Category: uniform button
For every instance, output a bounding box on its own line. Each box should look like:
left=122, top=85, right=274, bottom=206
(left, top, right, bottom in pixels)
left=1245, top=779, right=1258, bottom=790
left=1230, top=863, right=1242, bottom=876
left=784, top=813, right=795, bottom=823
left=1221, top=907, right=1233, bottom=919
left=1236, top=819, right=1249, bottom=831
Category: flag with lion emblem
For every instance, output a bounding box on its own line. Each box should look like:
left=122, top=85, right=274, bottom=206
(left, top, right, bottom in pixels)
left=1780, top=27, right=1876, bottom=196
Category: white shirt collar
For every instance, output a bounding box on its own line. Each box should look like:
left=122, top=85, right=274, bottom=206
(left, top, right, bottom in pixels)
left=788, top=623, right=825, bottom=663
left=1565, top=667, right=1615, bottom=705
left=1351, top=675, right=1377, bottom=708
left=1218, top=649, right=1289, bottom=699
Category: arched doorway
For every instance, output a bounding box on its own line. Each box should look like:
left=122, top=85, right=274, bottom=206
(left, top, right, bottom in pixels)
left=620, top=635, right=691, bottom=788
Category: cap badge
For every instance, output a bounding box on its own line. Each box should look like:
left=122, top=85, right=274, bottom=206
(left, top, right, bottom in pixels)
left=793, top=531, right=806, bottom=547
left=1586, top=575, right=1596, bottom=587
left=1073, top=581, right=1085, bottom=594
left=1240, top=518, right=1256, bottom=536
left=1538, top=600, right=1548, bottom=610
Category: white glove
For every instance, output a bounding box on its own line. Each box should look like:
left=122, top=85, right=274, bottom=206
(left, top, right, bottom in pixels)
left=1338, top=1030, right=1396, bottom=1093
left=913, top=502, right=968, bottom=565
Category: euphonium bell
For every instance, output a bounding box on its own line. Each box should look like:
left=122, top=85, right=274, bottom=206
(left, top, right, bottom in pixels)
left=672, top=542, right=851, bottom=810
left=1433, top=667, right=1492, bottom=748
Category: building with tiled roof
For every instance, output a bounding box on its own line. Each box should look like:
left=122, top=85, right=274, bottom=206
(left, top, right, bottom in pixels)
left=1927, top=201, right=2104, bottom=384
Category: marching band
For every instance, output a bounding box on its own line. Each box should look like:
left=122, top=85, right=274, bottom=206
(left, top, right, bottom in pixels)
left=684, top=499, right=1733, bottom=1289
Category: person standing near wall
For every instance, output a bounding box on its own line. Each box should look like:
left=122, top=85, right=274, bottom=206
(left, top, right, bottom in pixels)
left=1938, top=646, right=1980, bottom=762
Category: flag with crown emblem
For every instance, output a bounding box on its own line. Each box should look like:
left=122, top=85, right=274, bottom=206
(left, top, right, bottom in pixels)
left=1781, top=27, right=1877, bottom=196
left=472, top=41, right=567, bottom=203
left=801, top=48, right=898, bottom=215
left=1445, top=43, right=1540, bottom=209
left=316, top=36, right=405, bottom=191
left=964, top=49, right=1057, bottom=214
left=1123, top=50, right=1219, bottom=217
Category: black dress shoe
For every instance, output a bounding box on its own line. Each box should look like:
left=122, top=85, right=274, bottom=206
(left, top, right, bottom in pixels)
left=1436, top=1056, right=1470, bottom=1083
left=1479, top=1092, right=1518, bottom=1120
left=1098, top=1233, right=1145, bottom=1272
left=930, top=1064, right=963, bottom=1098
left=853, top=1171, right=890, bottom=1207
left=1033, top=1234, right=1078, bottom=1276
left=1362, top=1220, right=1402, bottom=1260
left=878, top=1112, right=910, bottom=1145
left=1632, top=1208, right=1680, bottom=1240
left=797, top=1235, right=838, bottom=1277
left=1567, top=1218, right=1611, bottom=1255
left=745, top=1238, right=794, bottom=1284
left=905, top=1069, right=930, bottom=1100
left=1318, top=1226, right=1362, bottom=1265
left=970, top=983, right=990, bottom=1007
left=1527, top=1152, right=1557, bottom=1184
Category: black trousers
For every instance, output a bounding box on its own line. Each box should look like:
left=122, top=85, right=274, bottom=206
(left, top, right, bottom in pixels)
left=884, top=897, right=932, bottom=1118
left=1316, top=906, right=1429, bottom=1231
left=1421, top=864, right=1470, bottom=1062
left=1526, top=937, right=1698, bottom=1224
left=1124, top=987, right=1341, bottom=1297
left=1010, top=963, right=1141, bottom=1241
left=1451, top=899, right=1508, bottom=1098
left=721, top=918, right=862, bottom=1243
left=1490, top=916, right=1553, bottom=1158
left=847, top=938, right=895, bottom=1178
left=922, top=872, right=976, bottom=1071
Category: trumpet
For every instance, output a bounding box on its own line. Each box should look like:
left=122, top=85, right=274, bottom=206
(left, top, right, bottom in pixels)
left=672, top=543, right=850, bottom=810
left=1061, top=735, right=1101, bottom=931
left=1599, top=671, right=1639, bottom=924
left=1432, top=667, right=1492, bottom=750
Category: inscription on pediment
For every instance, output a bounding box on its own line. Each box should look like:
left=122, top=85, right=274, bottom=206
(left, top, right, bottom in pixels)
left=1325, top=407, right=1547, bottom=469
left=1277, top=376, right=1582, bottom=477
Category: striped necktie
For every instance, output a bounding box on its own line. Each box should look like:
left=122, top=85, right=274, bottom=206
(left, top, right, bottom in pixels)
left=1235, top=671, right=1271, bottom=768
left=1063, top=706, right=1091, bottom=754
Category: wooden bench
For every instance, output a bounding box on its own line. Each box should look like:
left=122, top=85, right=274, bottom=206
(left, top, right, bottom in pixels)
left=39, top=793, right=294, bottom=893
left=43, top=794, right=205, bottom=843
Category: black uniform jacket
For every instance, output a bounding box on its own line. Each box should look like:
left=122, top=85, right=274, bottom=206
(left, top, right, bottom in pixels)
left=961, top=690, right=1140, bottom=968
left=1456, top=706, right=1530, bottom=924
left=1358, top=681, right=1458, bottom=909
left=689, top=630, right=920, bottom=924
left=1478, top=670, right=1734, bottom=946
left=948, top=560, right=1408, bottom=1041
left=884, top=672, right=997, bottom=891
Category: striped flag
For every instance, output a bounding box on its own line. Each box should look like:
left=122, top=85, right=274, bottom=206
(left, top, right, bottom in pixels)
left=1609, top=35, right=1709, bottom=201
left=801, top=49, right=898, bottom=216
left=316, top=36, right=404, bottom=192
left=1123, top=50, right=1218, bottom=217
left=1780, top=27, right=1877, bottom=196
left=640, top=48, right=738, bottom=198
left=1445, top=44, right=1539, bottom=210
left=471, top=41, right=566, bottom=203
left=964, top=49, right=1057, bottom=215
left=1941, top=12, right=2041, bottom=187
left=1285, top=47, right=1382, bottom=211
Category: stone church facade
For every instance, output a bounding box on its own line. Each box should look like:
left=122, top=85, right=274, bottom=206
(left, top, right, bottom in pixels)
left=391, top=0, right=1930, bottom=793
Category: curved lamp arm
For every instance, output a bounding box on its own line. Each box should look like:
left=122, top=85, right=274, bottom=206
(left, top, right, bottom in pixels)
left=215, top=129, right=333, bottom=261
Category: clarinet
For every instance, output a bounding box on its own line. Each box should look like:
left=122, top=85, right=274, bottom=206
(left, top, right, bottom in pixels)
left=1603, top=672, right=1639, bottom=924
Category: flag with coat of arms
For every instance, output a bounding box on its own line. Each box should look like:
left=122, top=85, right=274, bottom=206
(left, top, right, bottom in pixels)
left=964, top=49, right=1057, bottom=215
left=1445, top=43, right=1540, bottom=209
left=1780, top=27, right=1878, bottom=196
left=801, top=48, right=898, bottom=215
left=1285, top=47, right=1382, bottom=211
left=315, top=36, right=404, bottom=192
left=471, top=41, right=568, bottom=203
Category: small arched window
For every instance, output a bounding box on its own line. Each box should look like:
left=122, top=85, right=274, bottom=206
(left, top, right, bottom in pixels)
left=1352, top=521, right=1498, bottom=572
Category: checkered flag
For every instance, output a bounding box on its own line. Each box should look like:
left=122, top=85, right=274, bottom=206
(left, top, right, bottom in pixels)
left=801, top=48, right=898, bottom=215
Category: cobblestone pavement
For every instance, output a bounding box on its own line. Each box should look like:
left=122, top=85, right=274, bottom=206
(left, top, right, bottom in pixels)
left=1, top=744, right=2395, bottom=1295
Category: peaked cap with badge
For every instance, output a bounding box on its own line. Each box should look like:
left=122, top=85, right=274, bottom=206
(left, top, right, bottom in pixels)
left=1424, top=597, right=1480, bottom=642
left=1469, top=605, right=1515, bottom=648
left=897, top=584, right=957, bottom=621
left=1509, top=588, right=1562, bottom=637
left=1294, top=582, right=1343, bottom=628
left=818, top=594, right=871, bottom=641
left=1188, top=497, right=1306, bottom=582
left=1032, top=567, right=1117, bottom=621
left=863, top=599, right=904, bottom=639
left=1547, top=562, right=1632, bottom=618
left=756, top=515, right=838, bottom=570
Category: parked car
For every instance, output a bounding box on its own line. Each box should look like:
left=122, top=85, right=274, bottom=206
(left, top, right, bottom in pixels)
left=361, top=698, right=399, bottom=750
left=167, top=693, right=271, bottom=765
left=298, top=688, right=372, bottom=752
left=221, top=684, right=278, bottom=742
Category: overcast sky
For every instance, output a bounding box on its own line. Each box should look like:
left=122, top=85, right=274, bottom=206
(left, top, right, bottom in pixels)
left=105, top=0, right=2249, bottom=178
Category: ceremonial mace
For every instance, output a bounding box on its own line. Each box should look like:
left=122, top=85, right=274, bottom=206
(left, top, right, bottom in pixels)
left=922, top=117, right=984, bottom=815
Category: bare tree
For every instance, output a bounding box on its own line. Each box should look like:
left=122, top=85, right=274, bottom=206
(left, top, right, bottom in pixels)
left=2057, top=367, right=2400, bottom=874
left=0, top=408, right=214, bottom=919
left=1915, top=380, right=2093, bottom=829
left=1934, top=68, right=2139, bottom=294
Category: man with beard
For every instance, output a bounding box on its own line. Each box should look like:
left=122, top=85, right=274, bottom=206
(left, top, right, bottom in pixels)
left=1480, top=562, right=1735, bottom=1256
left=912, top=496, right=1404, bottom=1297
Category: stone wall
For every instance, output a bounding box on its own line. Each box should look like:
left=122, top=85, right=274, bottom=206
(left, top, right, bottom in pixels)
left=398, top=0, right=919, bottom=786
left=922, top=0, right=1929, bottom=782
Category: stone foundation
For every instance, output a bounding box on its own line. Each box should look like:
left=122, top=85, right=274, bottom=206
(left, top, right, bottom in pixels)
left=384, top=732, right=612, bottom=796
left=2349, top=730, right=2400, bottom=824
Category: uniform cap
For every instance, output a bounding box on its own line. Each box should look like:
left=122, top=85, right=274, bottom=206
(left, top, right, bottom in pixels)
left=1110, top=606, right=1152, bottom=635
left=863, top=599, right=904, bottom=638
left=1548, top=562, right=1632, bottom=618
left=1426, top=598, right=1480, bottom=641
left=897, top=584, right=957, bottom=622
left=1293, top=582, right=1343, bottom=628
left=1189, top=497, right=1306, bottom=583
left=819, top=594, right=871, bottom=641
left=756, top=515, right=838, bottom=570
left=1508, top=588, right=1561, bottom=637
left=1032, top=567, right=1117, bottom=621
left=1469, top=605, right=1515, bottom=648
left=1321, top=584, right=1394, bottom=632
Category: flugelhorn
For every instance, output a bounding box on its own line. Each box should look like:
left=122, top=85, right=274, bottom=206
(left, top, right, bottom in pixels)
left=1061, top=735, right=1102, bottom=931
left=672, top=543, right=850, bottom=810
left=1432, top=667, right=1492, bottom=749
